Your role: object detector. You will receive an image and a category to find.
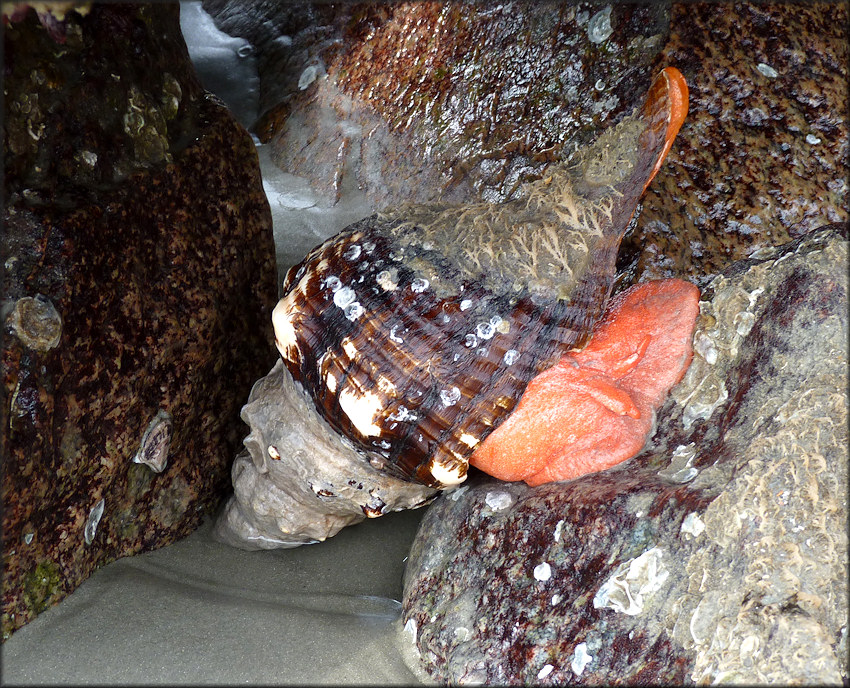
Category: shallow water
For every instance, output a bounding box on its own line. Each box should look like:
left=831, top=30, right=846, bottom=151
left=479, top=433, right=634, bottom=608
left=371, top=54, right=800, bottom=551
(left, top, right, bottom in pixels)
left=2, top=510, right=428, bottom=684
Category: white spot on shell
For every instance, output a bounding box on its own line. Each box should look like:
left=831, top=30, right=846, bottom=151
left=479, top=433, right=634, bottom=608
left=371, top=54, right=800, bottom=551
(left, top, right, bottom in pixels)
left=440, top=387, right=461, bottom=406
left=533, top=562, right=552, bottom=581
left=460, top=299, right=472, bottom=311
left=343, top=244, right=362, bottom=261
left=538, top=664, right=554, bottom=680
left=376, top=270, right=397, bottom=291
left=272, top=298, right=300, bottom=362
left=806, top=133, right=821, bottom=145
left=551, top=593, right=562, bottom=606
left=325, top=371, right=337, bottom=393
left=324, top=275, right=342, bottom=292
left=363, top=240, right=376, bottom=253
left=429, top=459, right=466, bottom=486
left=459, top=433, right=479, bottom=448
left=485, top=491, right=513, bottom=511
left=342, top=338, right=358, bottom=359
left=389, top=405, right=418, bottom=422
left=338, top=387, right=383, bottom=437
left=503, top=349, right=520, bottom=365
left=389, top=324, right=404, bottom=344
left=411, top=277, right=429, bottom=293
left=344, top=302, right=364, bottom=321
left=376, top=375, right=397, bottom=394
left=571, top=642, right=593, bottom=676
left=334, top=286, right=356, bottom=308
left=464, top=333, right=478, bottom=348
left=476, top=322, right=495, bottom=339
left=84, top=498, right=105, bottom=545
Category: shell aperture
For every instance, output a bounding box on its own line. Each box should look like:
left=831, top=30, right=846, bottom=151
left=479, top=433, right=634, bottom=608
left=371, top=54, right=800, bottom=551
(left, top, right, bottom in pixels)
left=272, top=68, right=689, bottom=488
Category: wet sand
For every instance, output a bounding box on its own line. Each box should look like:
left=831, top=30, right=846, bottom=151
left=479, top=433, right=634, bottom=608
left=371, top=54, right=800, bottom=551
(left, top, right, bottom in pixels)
left=2, top=507, right=429, bottom=684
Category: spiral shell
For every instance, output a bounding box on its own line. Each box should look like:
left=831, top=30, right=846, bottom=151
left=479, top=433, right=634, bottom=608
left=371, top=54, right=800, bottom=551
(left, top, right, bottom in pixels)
left=273, top=68, right=688, bottom=488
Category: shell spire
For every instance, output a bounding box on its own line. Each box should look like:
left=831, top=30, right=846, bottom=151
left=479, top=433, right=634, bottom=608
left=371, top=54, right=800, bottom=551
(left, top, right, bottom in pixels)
left=272, top=67, right=688, bottom=488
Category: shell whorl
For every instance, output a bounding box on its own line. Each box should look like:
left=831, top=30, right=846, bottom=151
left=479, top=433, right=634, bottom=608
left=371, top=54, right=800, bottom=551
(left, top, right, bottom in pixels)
left=273, top=68, right=688, bottom=488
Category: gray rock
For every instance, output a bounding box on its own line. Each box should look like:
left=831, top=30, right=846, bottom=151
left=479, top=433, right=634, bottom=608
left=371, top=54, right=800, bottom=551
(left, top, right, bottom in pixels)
left=401, top=225, right=848, bottom=684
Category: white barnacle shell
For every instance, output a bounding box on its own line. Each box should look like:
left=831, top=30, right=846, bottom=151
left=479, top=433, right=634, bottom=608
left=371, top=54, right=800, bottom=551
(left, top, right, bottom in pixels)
left=133, top=409, right=173, bottom=473
left=84, top=498, right=105, bottom=545
left=6, top=294, right=62, bottom=352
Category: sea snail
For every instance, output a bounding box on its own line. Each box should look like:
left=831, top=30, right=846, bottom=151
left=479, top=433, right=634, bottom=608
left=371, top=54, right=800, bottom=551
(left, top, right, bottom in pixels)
left=272, top=67, right=690, bottom=489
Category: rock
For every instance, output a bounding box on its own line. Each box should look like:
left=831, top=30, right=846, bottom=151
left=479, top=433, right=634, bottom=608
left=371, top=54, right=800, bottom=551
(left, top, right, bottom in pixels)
left=202, top=1, right=847, bottom=290
left=400, top=225, right=848, bottom=684
left=213, top=360, right=437, bottom=550
left=202, top=0, right=672, bottom=208
left=621, top=2, right=849, bottom=287
left=1, top=4, right=277, bottom=640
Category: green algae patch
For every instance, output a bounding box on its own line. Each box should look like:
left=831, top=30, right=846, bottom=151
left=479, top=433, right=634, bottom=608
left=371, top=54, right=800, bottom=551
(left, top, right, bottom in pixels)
left=22, top=560, right=63, bottom=617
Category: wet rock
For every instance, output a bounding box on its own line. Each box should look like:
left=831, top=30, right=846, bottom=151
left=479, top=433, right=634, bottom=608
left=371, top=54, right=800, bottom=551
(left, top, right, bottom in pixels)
left=213, top=360, right=437, bottom=550
left=401, top=225, right=848, bottom=684
left=621, top=2, right=849, bottom=287
left=203, top=0, right=671, bottom=208
left=2, top=4, right=277, bottom=639
left=204, top=2, right=847, bottom=291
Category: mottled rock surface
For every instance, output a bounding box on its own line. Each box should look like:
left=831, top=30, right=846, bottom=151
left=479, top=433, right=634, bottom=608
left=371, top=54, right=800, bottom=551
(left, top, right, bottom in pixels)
left=204, top=0, right=671, bottom=208
left=205, top=1, right=847, bottom=291
left=2, top=3, right=277, bottom=639
left=401, top=225, right=848, bottom=684
left=620, top=2, right=849, bottom=286
left=214, top=360, right=436, bottom=550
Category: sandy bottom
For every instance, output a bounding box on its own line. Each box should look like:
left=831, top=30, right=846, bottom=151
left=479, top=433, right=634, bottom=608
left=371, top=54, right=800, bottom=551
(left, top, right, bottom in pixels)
left=2, top=507, right=429, bottom=685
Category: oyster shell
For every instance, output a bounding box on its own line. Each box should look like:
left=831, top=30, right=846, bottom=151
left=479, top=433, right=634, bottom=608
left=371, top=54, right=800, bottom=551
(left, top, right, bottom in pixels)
left=273, top=68, right=688, bottom=488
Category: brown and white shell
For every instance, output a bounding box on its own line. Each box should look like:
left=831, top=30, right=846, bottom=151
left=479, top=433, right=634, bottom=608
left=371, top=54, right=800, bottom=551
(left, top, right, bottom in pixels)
left=272, top=68, right=686, bottom=489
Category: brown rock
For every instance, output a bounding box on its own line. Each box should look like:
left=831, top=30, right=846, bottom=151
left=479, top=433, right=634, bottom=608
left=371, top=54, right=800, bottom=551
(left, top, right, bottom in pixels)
left=204, top=0, right=671, bottom=208
left=205, top=2, right=847, bottom=291
left=2, top=3, right=277, bottom=640
left=621, top=2, right=849, bottom=287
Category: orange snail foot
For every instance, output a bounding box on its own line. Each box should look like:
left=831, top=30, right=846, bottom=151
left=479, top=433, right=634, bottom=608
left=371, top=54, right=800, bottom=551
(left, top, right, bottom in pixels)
left=470, top=279, right=700, bottom=487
